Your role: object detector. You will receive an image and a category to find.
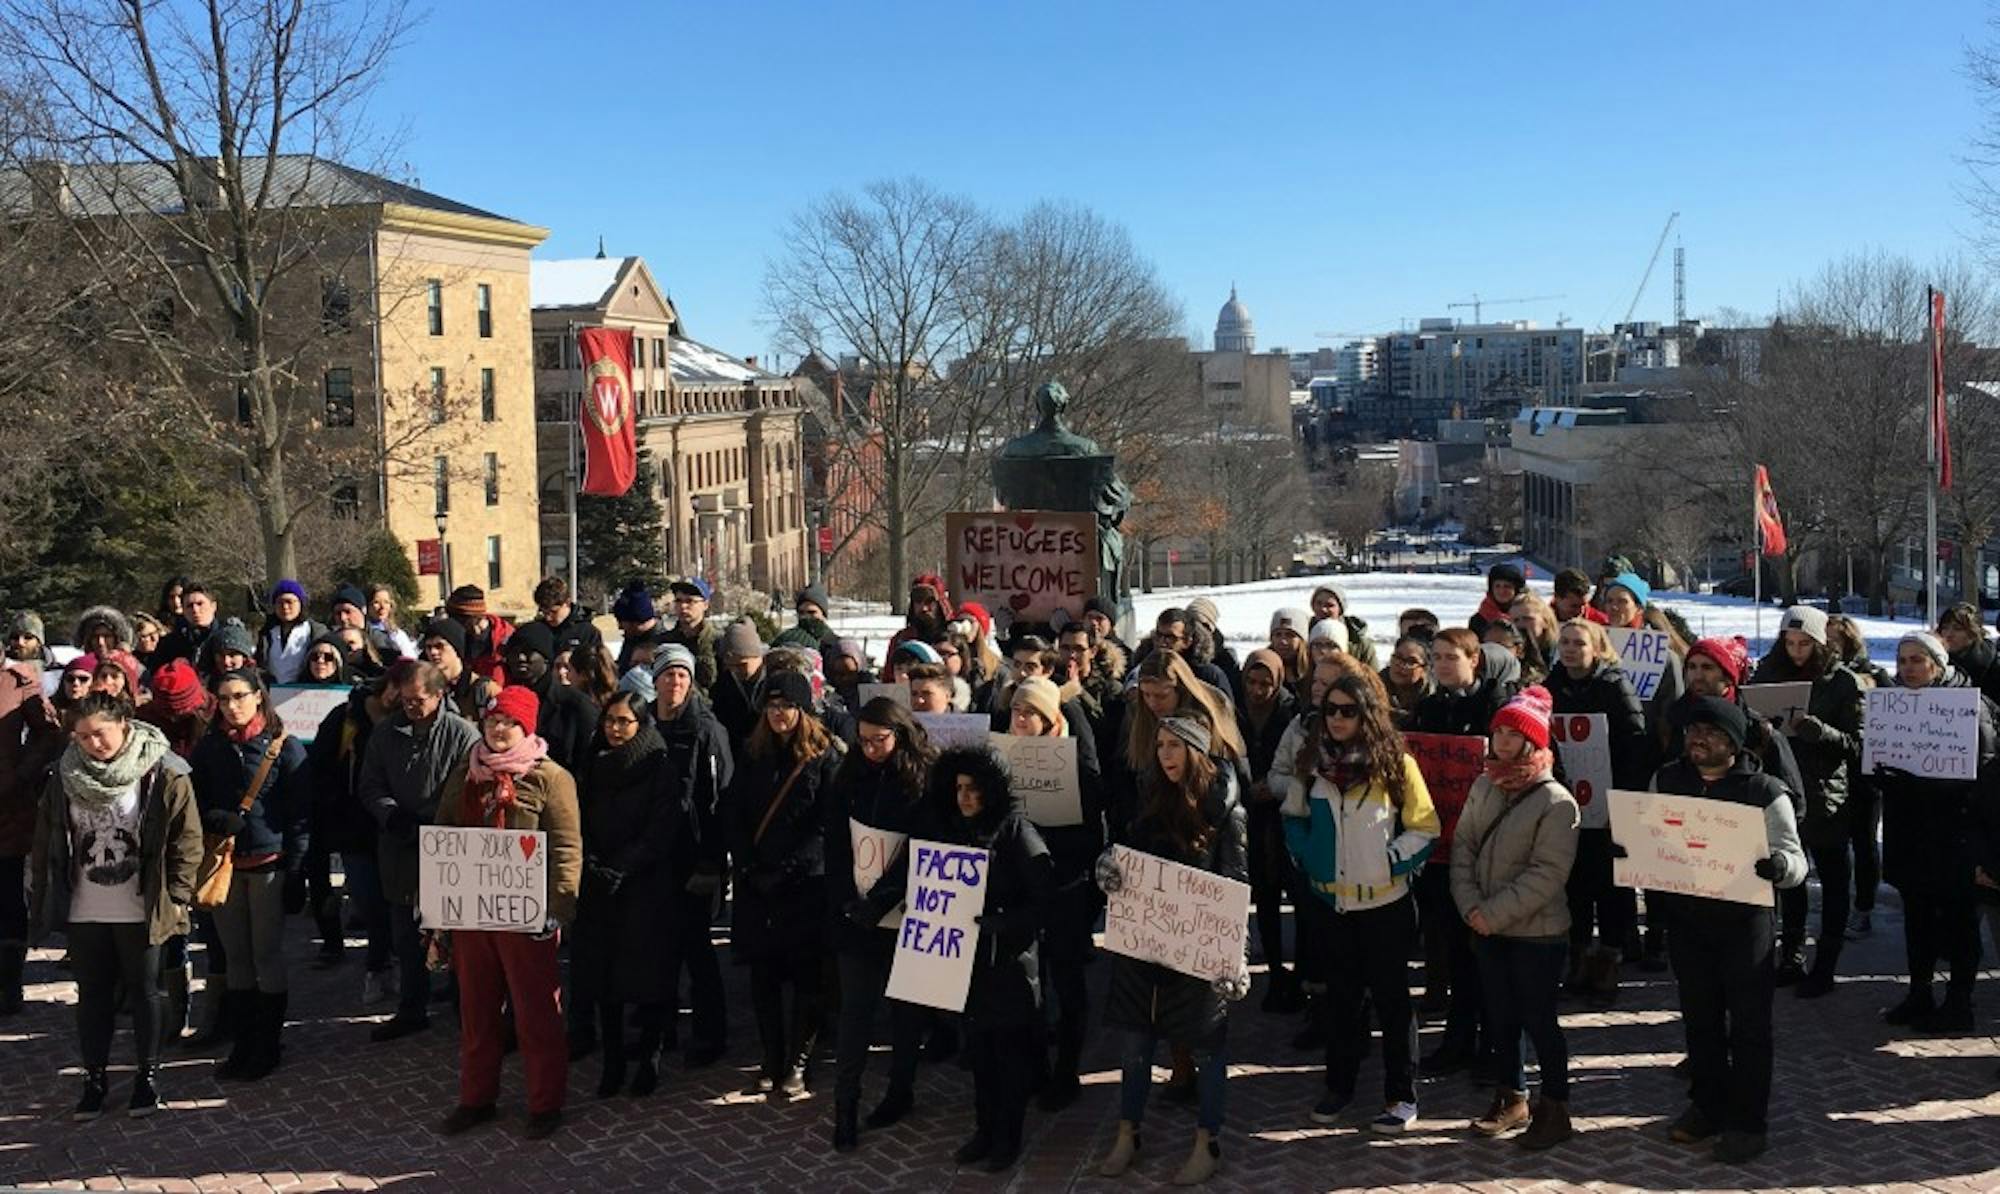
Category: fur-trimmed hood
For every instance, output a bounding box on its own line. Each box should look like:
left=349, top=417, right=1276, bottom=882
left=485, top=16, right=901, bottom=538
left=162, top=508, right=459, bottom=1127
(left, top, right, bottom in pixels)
left=74, top=605, right=134, bottom=651
left=925, top=745, right=1018, bottom=842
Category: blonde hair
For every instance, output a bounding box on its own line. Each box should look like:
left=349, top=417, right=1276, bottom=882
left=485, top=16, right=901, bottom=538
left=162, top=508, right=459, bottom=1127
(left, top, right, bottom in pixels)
left=1559, top=617, right=1617, bottom=667
left=1125, top=651, right=1246, bottom=770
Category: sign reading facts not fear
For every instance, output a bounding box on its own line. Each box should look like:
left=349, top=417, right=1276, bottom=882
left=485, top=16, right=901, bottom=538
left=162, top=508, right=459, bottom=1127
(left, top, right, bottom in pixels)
left=945, top=510, right=1098, bottom=624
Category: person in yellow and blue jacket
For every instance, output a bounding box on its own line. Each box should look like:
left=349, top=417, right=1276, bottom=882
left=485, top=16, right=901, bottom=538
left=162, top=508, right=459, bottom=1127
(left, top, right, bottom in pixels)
left=1281, top=671, right=1439, bottom=1135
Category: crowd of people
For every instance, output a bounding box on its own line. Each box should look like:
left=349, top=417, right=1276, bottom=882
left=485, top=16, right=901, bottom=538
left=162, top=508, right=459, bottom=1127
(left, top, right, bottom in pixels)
left=3, top=559, right=1998, bottom=1179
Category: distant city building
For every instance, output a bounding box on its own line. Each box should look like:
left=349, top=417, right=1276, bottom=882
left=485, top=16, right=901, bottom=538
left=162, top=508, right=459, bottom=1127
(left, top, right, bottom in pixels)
left=1378, top=319, right=1587, bottom=436
left=1214, top=287, right=1255, bottom=352
left=1190, top=289, right=1292, bottom=429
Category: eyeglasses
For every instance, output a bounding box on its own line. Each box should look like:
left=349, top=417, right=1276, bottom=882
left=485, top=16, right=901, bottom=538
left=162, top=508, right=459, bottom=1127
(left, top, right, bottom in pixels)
left=217, top=690, right=259, bottom=705
left=602, top=715, right=641, bottom=729
left=307, top=652, right=340, bottom=664
left=1322, top=702, right=1362, bottom=720
left=1391, top=655, right=1425, bottom=668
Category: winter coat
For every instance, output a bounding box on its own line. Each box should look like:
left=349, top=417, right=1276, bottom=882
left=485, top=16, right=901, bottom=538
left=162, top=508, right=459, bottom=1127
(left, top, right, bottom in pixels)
left=1380, top=668, right=1435, bottom=730
left=155, top=620, right=214, bottom=669
left=663, top=617, right=722, bottom=693
left=543, top=607, right=604, bottom=659
left=1450, top=774, right=1579, bottom=941
left=464, top=616, right=515, bottom=687
left=614, top=623, right=668, bottom=677
left=358, top=707, right=481, bottom=904
left=1662, top=695, right=1809, bottom=818
left=528, top=675, right=600, bottom=776
left=1543, top=662, right=1651, bottom=830
left=710, top=669, right=761, bottom=751
left=30, top=752, right=203, bottom=947
left=571, top=721, right=681, bottom=1003
left=1103, top=766, right=1248, bottom=1046
left=189, top=724, right=310, bottom=873
left=1971, top=754, right=2000, bottom=907
left=730, top=740, right=843, bottom=961
left=1875, top=672, right=1998, bottom=897
left=448, top=671, right=498, bottom=723
left=1747, top=654, right=1865, bottom=848
left=0, top=662, right=58, bottom=858
left=1412, top=676, right=1518, bottom=741
left=1949, top=637, right=2000, bottom=709
left=1646, top=752, right=1806, bottom=924
left=305, top=691, right=382, bottom=857
left=437, top=755, right=583, bottom=925
left=1211, top=644, right=1246, bottom=708
left=654, top=691, right=736, bottom=880
left=1341, top=614, right=1379, bottom=670
left=824, top=754, right=929, bottom=955
left=1284, top=754, right=1440, bottom=913
left=259, top=618, right=331, bottom=685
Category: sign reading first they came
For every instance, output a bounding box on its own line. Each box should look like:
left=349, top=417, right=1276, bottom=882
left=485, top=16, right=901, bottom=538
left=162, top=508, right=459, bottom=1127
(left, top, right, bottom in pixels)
left=945, top=510, right=1098, bottom=624
left=418, top=826, right=548, bottom=933
left=1862, top=686, right=1982, bottom=780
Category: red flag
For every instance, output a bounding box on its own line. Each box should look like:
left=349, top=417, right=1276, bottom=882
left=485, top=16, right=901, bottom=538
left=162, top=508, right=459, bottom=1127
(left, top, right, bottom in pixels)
left=1931, top=288, right=1953, bottom=492
left=1754, top=465, right=1786, bottom=557
left=576, top=326, right=637, bottom=496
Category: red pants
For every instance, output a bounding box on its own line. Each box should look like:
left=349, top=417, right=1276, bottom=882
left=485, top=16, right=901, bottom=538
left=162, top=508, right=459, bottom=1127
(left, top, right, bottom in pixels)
left=453, top=930, right=566, bottom=1114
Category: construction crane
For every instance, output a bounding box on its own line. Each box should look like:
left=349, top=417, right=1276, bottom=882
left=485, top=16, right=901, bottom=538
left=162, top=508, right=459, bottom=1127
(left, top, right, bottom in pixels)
left=1620, top=211, right=1679, bottom=325
left=1444, top=293, right=1564, bottom=323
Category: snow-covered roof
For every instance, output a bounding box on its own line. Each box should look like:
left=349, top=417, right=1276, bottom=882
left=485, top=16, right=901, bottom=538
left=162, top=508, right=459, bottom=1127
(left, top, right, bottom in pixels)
left=673, top=335, right=775, bottom=385
left=531, top=257, right=628, bottom=309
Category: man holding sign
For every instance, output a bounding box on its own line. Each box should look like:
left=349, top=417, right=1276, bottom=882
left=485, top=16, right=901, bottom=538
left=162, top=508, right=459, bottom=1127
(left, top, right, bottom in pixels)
left=1632, top=697, right=1803, bottom=1165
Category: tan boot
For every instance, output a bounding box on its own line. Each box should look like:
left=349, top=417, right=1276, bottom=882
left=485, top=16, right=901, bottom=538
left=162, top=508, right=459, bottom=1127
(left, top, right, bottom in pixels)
left=1517, top=1097, right=1574, bottom=1151
left=1098, top=1120, right=1141, bottom=1178
left=1172, top=1128, right=1221, bottom=1186
left=1471, top=1088, right=1530, bottom=1136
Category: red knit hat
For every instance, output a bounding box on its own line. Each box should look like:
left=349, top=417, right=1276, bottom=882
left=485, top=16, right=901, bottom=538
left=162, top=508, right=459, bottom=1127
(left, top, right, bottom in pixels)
left=1490, top=684, right=1554, bottom=750
left=149, top=659, right=207, bottom=715
left=487, top=684, right=539, bottom=730
left=1687, top=635, right=1749, bottom=690
left=955, top=600, right=993, bottom=640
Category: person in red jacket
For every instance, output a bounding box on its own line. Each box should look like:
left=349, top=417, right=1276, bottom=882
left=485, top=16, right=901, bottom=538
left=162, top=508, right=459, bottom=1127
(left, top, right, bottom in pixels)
left=447, top=586, right=514, bottom=686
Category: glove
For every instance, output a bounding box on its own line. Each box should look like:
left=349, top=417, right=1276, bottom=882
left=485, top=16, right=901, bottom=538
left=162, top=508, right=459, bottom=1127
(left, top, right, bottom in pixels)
left=686, top=868, right=722, bottom=897
left=531, top=917, right=563, bottom=942
left=282, top=869, right=307, bottom=915
left=1792, top=715, right=1829, bottom=743
left=1094, top=847, right=1124, bottom=894
left=844, top=899, right=878, bottom=928
left=204, top=809, right=246, bottom=837
left=1210, top=957, right=1252, bottom=1002
left=384, top=807, right=421, bottom=838
left=1753, top=856, right=1780, bottom=881
left=1608, top=841, right=1630, bottom=860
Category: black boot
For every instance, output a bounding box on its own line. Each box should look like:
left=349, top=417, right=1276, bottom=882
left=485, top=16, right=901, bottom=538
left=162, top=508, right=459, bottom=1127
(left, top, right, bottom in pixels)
left=0, top=944, right=25, bottom=1015
left=236, top=991, right=286, bottom=1081
left=186, top=980, right=234, bottom=1048
left=832, top=1098, right=859, bottom=1153
left=73, top=1068, right=108, bottom=1122
left=128, top=1063, right=161, bottom=1118
left=596, top=1004, right=627, bottom=1099
left=214, top=990, right=258, bottom=1079
left=627, top=1021, right=662, bottom=1097
left=865, top=1082, right=914, bottom=1129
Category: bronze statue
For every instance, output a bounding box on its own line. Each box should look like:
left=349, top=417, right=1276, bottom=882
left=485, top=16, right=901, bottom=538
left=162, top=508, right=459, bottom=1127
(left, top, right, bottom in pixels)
left=993, top=381, right=1132, bottom=600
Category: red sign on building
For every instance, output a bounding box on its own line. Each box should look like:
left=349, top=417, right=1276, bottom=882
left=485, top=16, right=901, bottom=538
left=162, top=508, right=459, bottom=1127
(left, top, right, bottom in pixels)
left=817, top=526, right=834, bottom=556
left=417, top=538, right=443, bottom=577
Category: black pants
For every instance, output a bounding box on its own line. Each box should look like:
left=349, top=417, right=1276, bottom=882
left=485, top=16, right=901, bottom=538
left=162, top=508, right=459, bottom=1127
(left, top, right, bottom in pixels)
left=389, top=904, right=431, bottom=1020
left=967, top=1023, right=1033, bottom=1152
left=1901, top=887, right=1982, bottom=999
left=70, top=922, right=161, bottom=1070
left=1807, top=842, right=1851, bottom=973
left=665, top=891, right=726, bottom=1050
left=1666, top=904, right=1775, bottom=1135
left=597, top=1001, right=667, bottom=1074
left=1847, top=784, right=1881, bottom=913
left=1566, top=828, right=1635, bottom=953
left=1039, top=888, right=1097, bottom=1076
left=0, top=856, right=25, bottom=945
left=1417, top=866, right=1482, bottom=1051
left=750, top=949, right=823, bottom=1078
left=1310, top=895, right=1417, bottom=1104
left=1778, top=882, right=1808, bottom=967
left=1247, top=805, right=1297, bottom=976
left=1475, top=936, right=1568, bottom=1100
left=833, top=945, right=925, bottom=1105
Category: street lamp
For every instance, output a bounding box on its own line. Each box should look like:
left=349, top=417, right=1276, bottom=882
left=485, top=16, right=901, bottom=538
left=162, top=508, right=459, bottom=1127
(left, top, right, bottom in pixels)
left=435, top=508, right=450, bottom=604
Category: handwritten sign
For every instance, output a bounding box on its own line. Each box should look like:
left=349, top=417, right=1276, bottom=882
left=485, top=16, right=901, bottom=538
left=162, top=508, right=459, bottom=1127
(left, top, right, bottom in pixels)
left=1609, top=789, right=1771, bottom=906
left=1607, top=628, right=1674, bottom=702
left=1403, top=733, right=1485, bottom=857
left=945, top=510, right=1099, bottom=624
left=857, top=682, right=911, bottom=711
left=1550, top=713, right=1612, bottom=829
left=1102, top=845, right=1251, bottom=982
left=418, top=827, right=548, bottom=932
left=1863, top=686, right=1982, bottom=780
left=269, top=684, right=352, bottom=743
left=1741, top=683, right=1813, bottom=735
left=915, top=712, right=992, bottom=750
left=849, top=818, right=907, bottom=929
left=885, top=840, right=988, bottom=1012
left=988, top=732, right=1082, bottom=826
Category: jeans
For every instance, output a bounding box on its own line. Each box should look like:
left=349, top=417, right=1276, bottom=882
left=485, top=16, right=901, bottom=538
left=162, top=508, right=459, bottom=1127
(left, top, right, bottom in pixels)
left=212, top=868, right=287, bottom=994
left=1847, top=783, right=1881, bottom=913
left=1807, top=842, right=1851, bottom=974
left=341, top=852, right=393, bottom=972
left=1474, top=936, right=1568, bottom=1100
left=750, top=949, right=823, bottom=1078
left=1308, top=894, right=1417, bottom=1104
left=1119, top=1030, right=1227, bottom=1132
left=70, top=922, right=161, bottom=1070
left=833, top=944, right=925, bottom=1105
left=1667, top=904, right=1776, bottom=1135
left=390, top=904, right=431, bottom=1020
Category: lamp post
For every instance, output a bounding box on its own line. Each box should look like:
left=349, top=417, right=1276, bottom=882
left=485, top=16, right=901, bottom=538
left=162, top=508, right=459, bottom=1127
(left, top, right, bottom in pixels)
left=435, top=508, right=450, bottom=604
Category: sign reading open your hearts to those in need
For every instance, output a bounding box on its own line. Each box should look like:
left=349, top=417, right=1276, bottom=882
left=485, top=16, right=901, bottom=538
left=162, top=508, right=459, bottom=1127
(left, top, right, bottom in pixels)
left=418, top=827, right=548, bottom=933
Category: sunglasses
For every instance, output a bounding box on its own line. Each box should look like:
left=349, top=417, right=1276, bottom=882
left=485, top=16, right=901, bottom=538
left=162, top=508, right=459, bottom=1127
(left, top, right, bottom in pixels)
left=1322, top=702, right=1362, bottom=720
left=307, top=652, right=341, bottom=663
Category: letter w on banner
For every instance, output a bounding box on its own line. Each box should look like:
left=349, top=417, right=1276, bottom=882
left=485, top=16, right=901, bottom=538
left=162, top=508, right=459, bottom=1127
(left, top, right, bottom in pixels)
left=576, top=326, right=638, bottom=496
left=1754, top=465, right=1786, bottom=557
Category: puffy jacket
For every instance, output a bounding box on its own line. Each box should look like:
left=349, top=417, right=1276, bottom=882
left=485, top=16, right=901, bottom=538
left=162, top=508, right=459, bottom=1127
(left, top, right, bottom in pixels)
left=1875, top=672, right=1998, bottom=897
left=529, top=674, right=600, bottom=776
left=654, top=691, right=735, bottom=878
left=1949, top=637, right=2000, bottom=709
left=1747, top=653, right=1865, bottom=848
left=358, top=707, right=481, bottom=904
left=571, top=722, right=679, bottom=1005
left=305, top=690, right=382, bottom=857
left=730, top=741, right=843, bottom=960
left=189, top=724, right=309, bottom=872
left=1450, top=774, right=1579, bottom=940
left=0, top=662, right=59, bottom=858
left=1284, top=753, right=1439, bottom=913
left=1544, top=661, right=1651, bottom=828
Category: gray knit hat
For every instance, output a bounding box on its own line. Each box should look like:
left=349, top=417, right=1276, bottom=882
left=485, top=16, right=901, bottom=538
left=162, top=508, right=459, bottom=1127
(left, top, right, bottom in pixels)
left=1160, top=715, right=1212, bottom=756
left=652, top=643, right=697, bottom=679
left=6, top=611, right=44, bottom=643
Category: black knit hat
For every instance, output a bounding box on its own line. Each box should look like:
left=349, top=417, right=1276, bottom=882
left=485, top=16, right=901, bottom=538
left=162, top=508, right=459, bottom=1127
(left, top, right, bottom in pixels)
left=507, top=620, right=558, bottom=662
left=1487, top=562, right=1526, bottom=589
left=1672, top=695, right=1747, bottom=750
left=421, top=617, right=467, bottom=662
left=758, top=670, right=816, bottom=712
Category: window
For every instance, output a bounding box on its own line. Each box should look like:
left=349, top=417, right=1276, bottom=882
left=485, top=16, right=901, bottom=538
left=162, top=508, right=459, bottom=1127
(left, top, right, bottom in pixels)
left=534, top=335, right=564, bottom=370
left=426, top=279, right=443, bottom=335
left=434, top=455, right=449, bottom=514
left=480, top=368, right=496, bottom=422
left=331, top=483, right=361, bottom=521
left=486, top=534, right=502, bottom=590
left=324, top=368, right=355, bottom=427
left=484, top=452, right=500, bottom=506
left=476, top=284, right=492, bottom=338
left=322, top=276, right=352, bottom=333
left=430, top=367, right=447, bottom=423
left=654, top=338, right=666, bottom=368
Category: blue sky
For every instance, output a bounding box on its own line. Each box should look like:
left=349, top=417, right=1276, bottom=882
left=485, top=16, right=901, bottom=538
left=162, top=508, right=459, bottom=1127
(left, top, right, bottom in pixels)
left=377, top=0, right=1995, bottom=359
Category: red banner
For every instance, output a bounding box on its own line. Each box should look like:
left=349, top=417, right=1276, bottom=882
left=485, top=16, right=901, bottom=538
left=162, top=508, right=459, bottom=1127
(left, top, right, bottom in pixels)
left=1403, top=732, right=1486, bottom=861
left=577, top=326, right=637, bottom=496
left=1931, top=287, right=1952, bottom=492
left=416, top=538, right=442, bottom=577
left=1754, top=465, right=1786, bottom=557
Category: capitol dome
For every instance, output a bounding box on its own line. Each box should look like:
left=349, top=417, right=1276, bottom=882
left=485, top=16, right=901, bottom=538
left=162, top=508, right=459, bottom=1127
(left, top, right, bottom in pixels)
left=1214, top=286, right=1255, bottom=352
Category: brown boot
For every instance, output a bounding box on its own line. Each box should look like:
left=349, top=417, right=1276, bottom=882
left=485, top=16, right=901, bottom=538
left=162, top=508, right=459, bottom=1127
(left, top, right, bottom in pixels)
left=1471, top=1088, right=1530, bottom=1136
left=1517, top=1097, right=1573, bottom=1151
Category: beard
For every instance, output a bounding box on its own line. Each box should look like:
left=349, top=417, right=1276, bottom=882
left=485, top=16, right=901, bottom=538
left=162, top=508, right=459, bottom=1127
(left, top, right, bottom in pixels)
left=905, top=611, right=946, bottom=642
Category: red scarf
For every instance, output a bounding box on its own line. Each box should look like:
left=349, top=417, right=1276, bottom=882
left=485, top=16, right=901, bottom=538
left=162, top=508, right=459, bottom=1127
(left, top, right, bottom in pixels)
left=1476, top=594, right=1512, bottom=626
left=1315, top=745, right=1369, bottom=794
left=224, top=713, right=268, bottom=744
left=1484, top=746, right=1556, bottom=794
left=464, top=734, right=549, bottom=825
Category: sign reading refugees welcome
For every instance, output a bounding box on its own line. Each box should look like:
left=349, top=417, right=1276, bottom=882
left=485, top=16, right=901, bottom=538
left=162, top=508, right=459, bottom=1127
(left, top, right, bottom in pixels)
left=945, top=511, right=1098, bottom=623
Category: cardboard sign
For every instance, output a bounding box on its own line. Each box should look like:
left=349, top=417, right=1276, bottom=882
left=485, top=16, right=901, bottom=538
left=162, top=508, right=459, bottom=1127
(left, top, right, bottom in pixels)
left=1101, top=845, right=1251, bottom=982
left=849, top=818, right=907, bottom=930
left=1863, top=686, right=1982, bottom=780
left=1741, top=682, right=1813, bottom=735
left=269, top=684, right=352, bottom=743
left=988, top=732, right=1082, bottom=826
left=945, top=510, right=1099, bottom=624
left=1607, top=627, right=1674, bottom=701
left=857, top=682, right=911, bottom=711
left=1609, top=789, right=1772, bottom=907
left=884, top=839, right=988, bottom=1012
left=1403, top=733, right=1485, bottom=850
left=418, top=827, right=548, bottom=932
left=1549, top=713, right=1613, bottom=829
left=915, top=712, right=992, bottom=751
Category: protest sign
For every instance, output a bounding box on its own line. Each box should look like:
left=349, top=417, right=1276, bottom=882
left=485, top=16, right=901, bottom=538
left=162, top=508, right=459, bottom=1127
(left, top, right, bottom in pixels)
left=1606, top=627, right=1674, bottom=701
left=1549, top=713, right=1613, bottom=829
left=1101, top=845, right=1251, bottom=982
left=1608, top=789, right=1771, bottom=907
left=915, top=711, right=992, bottom=751
left=1403, top=733, right=1485, bottom=854
left=1741, top=682, right=1813, bottom=735
left=269, top=685, right=351, bottom=743
left=885, top=839, right=989, bottom=1012
left=418, top=827, right=548, bottom=932
left=945, top=510, right=1098, bottom=624
left=849, top=818, right=908, bottom=929
left=857, top=682, right=911, bottom=711
left=1863, top=686, right=1982, bottom=780
left=988, top=732, right=1082, bottom=826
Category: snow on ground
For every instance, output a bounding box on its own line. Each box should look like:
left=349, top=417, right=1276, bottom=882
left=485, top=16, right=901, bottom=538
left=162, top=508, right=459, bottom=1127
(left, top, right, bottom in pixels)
left=827, top=573, right=1924, bottom=666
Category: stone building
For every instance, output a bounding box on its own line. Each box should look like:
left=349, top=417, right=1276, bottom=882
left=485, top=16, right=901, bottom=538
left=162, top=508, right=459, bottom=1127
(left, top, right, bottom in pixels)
left=1190, top=289, right=1293, bottom=429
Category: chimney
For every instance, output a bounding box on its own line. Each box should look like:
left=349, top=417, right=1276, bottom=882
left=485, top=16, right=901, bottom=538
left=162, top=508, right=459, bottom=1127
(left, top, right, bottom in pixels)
left=23, top=160, right=72, bottom=216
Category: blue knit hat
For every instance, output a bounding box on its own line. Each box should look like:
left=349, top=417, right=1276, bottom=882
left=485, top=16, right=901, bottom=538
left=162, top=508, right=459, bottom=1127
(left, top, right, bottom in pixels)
left=617, top=665, right=657, bottom=705
left=270, top=579, right=308, bottom=606
left=612, top=581, right=657, bottom=624
left=1607, top=571, right=1651, bottom=608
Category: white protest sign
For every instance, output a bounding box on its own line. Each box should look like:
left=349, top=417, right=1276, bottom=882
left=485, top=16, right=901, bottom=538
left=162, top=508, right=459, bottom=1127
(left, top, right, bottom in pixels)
left=858, top=682, right=911, bottom=711
left=915, top=712, right=992, bottom=751
left=849, top=818, right=908, bottom=930
left=1863, top=686, right=1982, bottom=780
left=418, top=826, right=548, bottom=932
left=884, top=839, right=988, bottom=1012
left=1101, top=845, right=1251, bottom=982
left=988, top=732, right=1082, bottom=826
left=269, top=684, right=352, bottom=743
left=1608, top=789, right=1771, bottom=907
left=1549, top=712, right=1613, bottom=830
left=1741, top=682, right=1813, bottom=736
left=1607, top=627, right=1674, bottom=701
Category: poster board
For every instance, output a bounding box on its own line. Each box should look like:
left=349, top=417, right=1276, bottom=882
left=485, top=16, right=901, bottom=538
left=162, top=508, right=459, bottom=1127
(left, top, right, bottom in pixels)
left=884, top=840, right=989, bottom=1012
left=1741, top=682, right=1813, bottom=735
left=1101, top=845, right=1251, bottom=982
left=945, top=510, right=1099, bottom=625
left=1549, top=713, right=1613, bottom=829
left=1862, top=686, right=1982, bottom=780
left=1608, top=789, right=1771, bottom=907
left=915, top=712, right=992, bottom=751
left=1402, top=733, right=1485, bottom=847
left=269, top=684, right=352, bottom=743
left=1606, top=627, right=1674, bottom=701
left=988, top=732, right=1082, bottom=826
left=418, top=827, right=549, bottom=932
left=849, top=818, right=907, bottom=930
left=857, top=682, right=911, bottom=711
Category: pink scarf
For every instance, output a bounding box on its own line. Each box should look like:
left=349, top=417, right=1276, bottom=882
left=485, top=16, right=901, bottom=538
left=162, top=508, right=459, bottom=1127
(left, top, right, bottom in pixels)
left=1484, top=745, right=1556, bottom=794
left=465, top=734, right=549, bottom=824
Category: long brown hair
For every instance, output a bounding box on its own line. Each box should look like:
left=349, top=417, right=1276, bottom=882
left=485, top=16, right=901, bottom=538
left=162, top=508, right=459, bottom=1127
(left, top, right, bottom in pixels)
left=1140, top=727, right=1219, bottom=859
left=747, top=701, right=834, bottom=767
left=1292, top=672, right=1408, bottom=808
left=1124, top=651, right=1246, bottom=771
left=836, top=697, right=935, bottom=801
left=567, top=643, right=620, bottom=709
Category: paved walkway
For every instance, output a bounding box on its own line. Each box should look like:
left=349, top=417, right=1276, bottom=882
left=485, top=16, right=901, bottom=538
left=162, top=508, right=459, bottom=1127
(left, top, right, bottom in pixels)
left=3, top=888, right=1997, bottom=1192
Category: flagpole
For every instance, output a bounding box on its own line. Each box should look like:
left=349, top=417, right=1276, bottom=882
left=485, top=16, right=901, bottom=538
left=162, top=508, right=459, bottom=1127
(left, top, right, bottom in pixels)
left=567, top=320, right=581, bottom=596
left=1926, top=286, right=1940, bottom=628
left=1753, top=466, right=1762, bottom=650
